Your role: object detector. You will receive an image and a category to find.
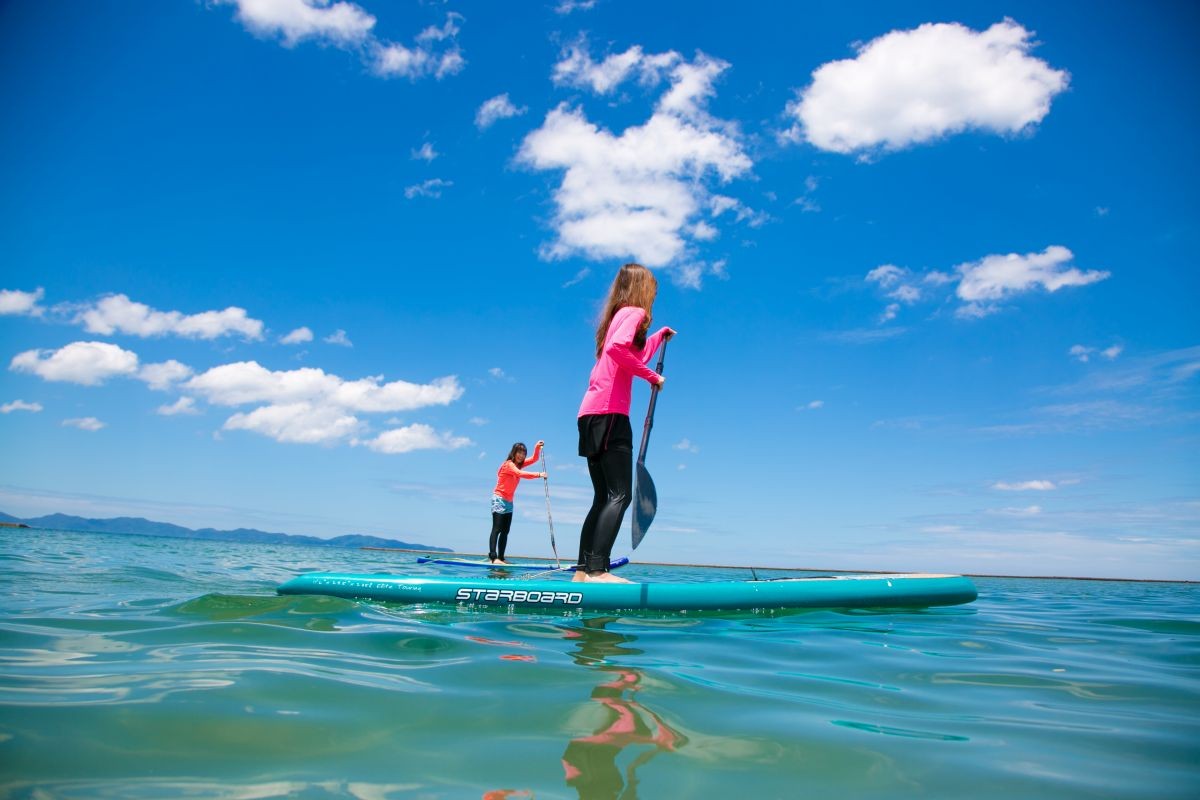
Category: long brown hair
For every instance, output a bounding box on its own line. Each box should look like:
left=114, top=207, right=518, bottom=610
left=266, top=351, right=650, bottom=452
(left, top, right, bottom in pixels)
left=595, top=263, right=658, bottom=358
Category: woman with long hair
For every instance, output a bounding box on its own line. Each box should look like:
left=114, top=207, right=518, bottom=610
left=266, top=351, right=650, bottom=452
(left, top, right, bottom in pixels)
left=574, top=264, right=674, bottom=583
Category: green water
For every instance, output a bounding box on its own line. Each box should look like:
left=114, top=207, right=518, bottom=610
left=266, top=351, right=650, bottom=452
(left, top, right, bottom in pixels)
left=1, top=529, right=1197, bottom=798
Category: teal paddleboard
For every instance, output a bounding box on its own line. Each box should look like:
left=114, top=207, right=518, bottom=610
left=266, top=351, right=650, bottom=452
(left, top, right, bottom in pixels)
left=277, top=572, right=977, bottom=611
left=415, top=555, right=629, bottom=571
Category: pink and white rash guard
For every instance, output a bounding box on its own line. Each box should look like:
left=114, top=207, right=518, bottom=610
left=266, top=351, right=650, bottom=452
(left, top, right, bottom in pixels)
left=577, top=306, right=670, bottom=418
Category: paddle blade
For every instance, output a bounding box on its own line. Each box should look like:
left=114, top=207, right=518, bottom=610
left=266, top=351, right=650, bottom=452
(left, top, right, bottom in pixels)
left=631, top=461, right=657, bottom=550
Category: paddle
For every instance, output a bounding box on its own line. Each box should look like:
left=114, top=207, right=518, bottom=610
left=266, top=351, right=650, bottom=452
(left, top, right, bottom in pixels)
left=631, top=339, right=667, bottom=550
left=540, top=445, right=561, bottom=568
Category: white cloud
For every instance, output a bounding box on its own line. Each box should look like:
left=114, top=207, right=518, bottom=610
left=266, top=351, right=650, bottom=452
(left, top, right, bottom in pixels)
left=63, top=417, right=105, bottom=431
left=10, top=341, right=139, bottom=386
left=1070, top=343, right=1121, bottom=363
left=137, top=360, right=194, bottom=391
left=220, top=1, right=464, bottom=80
left=157, top=397, right=199, bottom=416
left=324, top=329, right=353, bottom=347
left=555, top=0, right=597, bottom=13
left=989, top=505, right=1043, bottom=516
left=222, top=0, right=375, bottom=46
left=183, top=360, right=465, bottom=449
left=77, top=294, right=264, bottom=340
left=955, top=246, right=1109, bottom=318
left=185, top=361, right=462, bottom=412
left=993, top=480, right=1057, bottom=491
left=562, top=268, right=590, bottom=288
left=224, top=401, right=362, bottom=444
left=518, top=46, right=752, bottom=269
left=785, top=19, right=1069, bottom=156
left=476, top=93, right=527, bottom=129
left=0, top=287, right=45, bottom=316
left=468, top=416, right=488, bottom=426
left=356, top=423, right=472, bottom=454
left=411, top=142, right=438, bottom=161
left=673, top=438, right=700, bottom=453
left=798, top=400, right=824, bottom=410
left=553, top=41, right=657, bottom=95
left=281, top=326, right=314, bottom=344
left=404, top=178, right=453, bottom=199
left=1, top=400, right=42, bottom=414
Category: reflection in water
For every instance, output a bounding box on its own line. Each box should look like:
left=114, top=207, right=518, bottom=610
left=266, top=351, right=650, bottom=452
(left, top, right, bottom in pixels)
left=560, top=618, right=688, bottom=800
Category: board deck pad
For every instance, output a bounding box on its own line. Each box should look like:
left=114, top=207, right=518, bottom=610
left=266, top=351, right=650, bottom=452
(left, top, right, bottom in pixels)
left=278, top=572, right=978, bottom=611
left=415, top=556, right=630, bottom=571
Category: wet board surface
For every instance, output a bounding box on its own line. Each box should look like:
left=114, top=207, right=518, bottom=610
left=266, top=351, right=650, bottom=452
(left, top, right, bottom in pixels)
left=277, top=572, right=978, bottom=611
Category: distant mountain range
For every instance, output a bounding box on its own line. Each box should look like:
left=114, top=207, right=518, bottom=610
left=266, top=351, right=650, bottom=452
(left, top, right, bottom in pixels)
left=0, top=510, right=452, bottom=552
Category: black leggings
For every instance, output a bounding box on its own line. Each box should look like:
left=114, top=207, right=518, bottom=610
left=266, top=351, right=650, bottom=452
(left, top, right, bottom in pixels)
left=578, top=448, right=633, bottom=573
left=488, top=512, right=513, bottom=561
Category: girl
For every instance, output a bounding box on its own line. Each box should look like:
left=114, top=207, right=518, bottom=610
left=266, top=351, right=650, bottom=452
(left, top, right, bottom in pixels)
left=488, top=440, right=545, bottom=564
left=575, top=263, right=674, bottom=583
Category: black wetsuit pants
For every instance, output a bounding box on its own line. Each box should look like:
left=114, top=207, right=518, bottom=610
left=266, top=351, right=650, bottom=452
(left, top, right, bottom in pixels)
left=577, top=414, right=634, bottom=573
left=488, top=512, right=513, bottom=561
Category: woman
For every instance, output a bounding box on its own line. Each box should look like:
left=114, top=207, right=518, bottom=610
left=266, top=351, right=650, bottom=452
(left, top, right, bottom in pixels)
left=488, top=440, right=544, bottom=564
left=575, top=263, right=674, bottom=583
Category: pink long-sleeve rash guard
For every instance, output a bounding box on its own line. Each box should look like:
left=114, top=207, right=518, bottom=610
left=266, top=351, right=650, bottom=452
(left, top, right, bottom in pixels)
left=578, top=306, right=669, bottom=418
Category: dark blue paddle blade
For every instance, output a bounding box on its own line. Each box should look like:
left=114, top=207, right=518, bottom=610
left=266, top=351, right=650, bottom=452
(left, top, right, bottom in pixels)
left=632, top=460, right=657, bottom=550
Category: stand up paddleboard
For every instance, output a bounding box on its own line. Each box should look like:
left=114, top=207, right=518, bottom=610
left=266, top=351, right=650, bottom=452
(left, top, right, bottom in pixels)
left=415, top=556, right=630, bottom=571
left=277, top=572, right=977, bottom=611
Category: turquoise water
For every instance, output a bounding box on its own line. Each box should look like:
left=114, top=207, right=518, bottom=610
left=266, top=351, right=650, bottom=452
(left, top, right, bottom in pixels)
left=1, top=529, right=1197, bottom=799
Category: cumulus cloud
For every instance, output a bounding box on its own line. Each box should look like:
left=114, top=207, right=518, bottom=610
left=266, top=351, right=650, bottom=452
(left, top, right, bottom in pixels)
left=518, top=43, right=752, bottom=274
left=405, top=178, right=453, bottom=199
left=77, top=294, right=264, bottom=340
left=476, top=93, right=527, bottom=129
left=0, top=287, right=45, bottom=316
left=356, top=423, right=472, bottom=454
left=157, top=397, right=199, bottom=416
left=219, top=1, right=464, bottom=80
left=673, top=438, right=700, bottom=453
left=864, top=246, right=1108, bottom=323
left=1, top=400, right=42, bottom=413
left=323, top=329, right=353, bottom=347
left=138, top=360, right=194, bottom=391
left=1070, top=343, right=1123, bottom=363
left=184, top=360, right=466, bottom=450
left=955, top=246, right=1109, bottom=318
left=63, top=417, right=105, bottom=431
left=784, top=19, right=1068, bottom=156
left=993, top=480, right=1057, bottom=491
left=10, top=341, right=139, bottom=386
left=281, top=326, right=314, bottom=344
left=411, top=142, right=438, bottom=161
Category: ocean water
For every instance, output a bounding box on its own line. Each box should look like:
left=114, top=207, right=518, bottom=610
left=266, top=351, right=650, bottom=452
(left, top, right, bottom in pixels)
left=1, top=529, right=1197, bottom=799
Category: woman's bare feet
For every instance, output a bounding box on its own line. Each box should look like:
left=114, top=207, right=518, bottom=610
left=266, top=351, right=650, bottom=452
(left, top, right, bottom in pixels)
left=571, top=569, right=587, bottom=582
left=491, top=559, right=508, bottom=565
left=583, top=571, right=632, bottom=584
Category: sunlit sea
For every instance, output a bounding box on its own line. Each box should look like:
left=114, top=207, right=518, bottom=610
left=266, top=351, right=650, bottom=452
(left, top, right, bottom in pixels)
left=1, top=529, right=1197, bottom=799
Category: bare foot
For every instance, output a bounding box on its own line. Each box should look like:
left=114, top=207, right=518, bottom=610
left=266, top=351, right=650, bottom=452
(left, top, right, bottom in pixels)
left=571, top=570, right=587, bottom=582
left=491, top=559, right=509, bottom=565
left=584, top=571, right=632, bottom=584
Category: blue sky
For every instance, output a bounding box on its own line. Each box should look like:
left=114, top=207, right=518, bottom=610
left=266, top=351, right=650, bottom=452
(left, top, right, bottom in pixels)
left=1, top=0, right=1196, bottom=580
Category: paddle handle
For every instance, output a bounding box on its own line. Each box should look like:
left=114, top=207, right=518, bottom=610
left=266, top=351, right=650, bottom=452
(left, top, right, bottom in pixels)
left=541, top=449, right=560, bottom=567
left=636, top=340, right=667, bottom=465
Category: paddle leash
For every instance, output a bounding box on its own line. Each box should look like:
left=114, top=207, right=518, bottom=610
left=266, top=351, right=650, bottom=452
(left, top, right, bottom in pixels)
left=541, top=446, right=561, bottom=568
left=631, top=339, right=668, bottom=550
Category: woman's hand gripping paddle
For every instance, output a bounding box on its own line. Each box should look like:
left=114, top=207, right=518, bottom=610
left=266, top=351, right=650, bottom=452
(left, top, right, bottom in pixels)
left=632, top=340, right=667, bottom=550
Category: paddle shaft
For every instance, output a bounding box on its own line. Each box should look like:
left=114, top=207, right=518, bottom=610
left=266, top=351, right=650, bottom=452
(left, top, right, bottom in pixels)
left=541, top=449, right=560, bottom=567
left=636, top=340, right=668, bottom=465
